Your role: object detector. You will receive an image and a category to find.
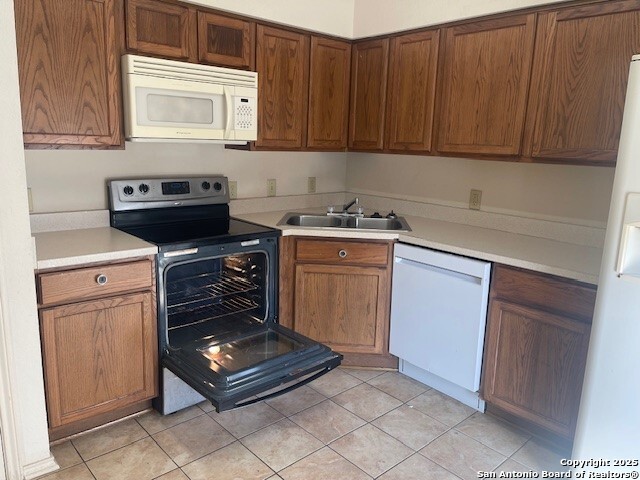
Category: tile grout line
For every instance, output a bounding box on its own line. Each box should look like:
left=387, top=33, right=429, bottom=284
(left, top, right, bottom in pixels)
left=41, top=368, right=554, bottom=480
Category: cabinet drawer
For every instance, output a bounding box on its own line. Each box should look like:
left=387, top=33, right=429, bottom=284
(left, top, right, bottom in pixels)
left=490, top=264, right=596, bottom=322
left=295, top=239, right=389, bottom=266
left=38, top=260, right=153, bottom=306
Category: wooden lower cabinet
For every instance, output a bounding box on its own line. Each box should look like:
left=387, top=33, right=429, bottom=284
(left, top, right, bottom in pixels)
left=280, top=237, right=396, bottom=368
left=481, top=265, right=595, bottom=441
left=37, top=258, right=158, bottom=440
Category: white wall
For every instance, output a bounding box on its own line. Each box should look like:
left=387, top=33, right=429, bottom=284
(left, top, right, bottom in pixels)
left=187, top=0, right=355, bottom=38
left=352, top=0, right=568, bottom=37
left=25, top=146, right=346, bottom=213
left=188, top=0, right=572, bottom=39
left=347, top=153, right=614, bottom=226
left=0, top=1, right=55, bottom=478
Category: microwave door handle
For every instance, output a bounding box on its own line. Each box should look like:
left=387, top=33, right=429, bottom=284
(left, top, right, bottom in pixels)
left=224, top=87, right=233, bottom=140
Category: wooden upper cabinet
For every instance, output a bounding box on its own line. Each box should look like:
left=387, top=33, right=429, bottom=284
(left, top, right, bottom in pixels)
left=14, top=0, right=122, bottom=148
left=125, top=0, right=196, bottom=61
left=349, top=39, right=390, bottom=151
left=307, top=36, right=351, bottom=150
left=524, top=1, right=640, bottom=164
left=386, top=30, right=440, bottom=152
left=255, top=25, right=310, bottom=149
left=436, top=15, right=536, bottom=156
left=197, top=11, right=255, bottom=69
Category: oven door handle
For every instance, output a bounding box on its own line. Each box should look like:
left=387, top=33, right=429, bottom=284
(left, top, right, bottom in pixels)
left=233, top=366, right=333, bottom=409
left=162, top=248, right=199, bottom=258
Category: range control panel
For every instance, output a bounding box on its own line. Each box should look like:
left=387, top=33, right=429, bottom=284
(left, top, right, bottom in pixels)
left=109, top=176, right=230, bottom=211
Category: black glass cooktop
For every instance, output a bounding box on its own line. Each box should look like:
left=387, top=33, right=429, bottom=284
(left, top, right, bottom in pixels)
left=118, top=217, right=277, bottom=249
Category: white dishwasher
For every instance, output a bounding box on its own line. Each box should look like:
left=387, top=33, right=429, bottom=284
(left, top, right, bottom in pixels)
left=389, top=243, right=491, bottom=410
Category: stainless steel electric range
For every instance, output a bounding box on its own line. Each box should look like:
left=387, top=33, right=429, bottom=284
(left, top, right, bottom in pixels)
left=108, top=176, right=342, bottom=414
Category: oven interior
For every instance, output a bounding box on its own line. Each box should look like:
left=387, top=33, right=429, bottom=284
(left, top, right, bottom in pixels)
left=163, top=251, right=301, bottom=375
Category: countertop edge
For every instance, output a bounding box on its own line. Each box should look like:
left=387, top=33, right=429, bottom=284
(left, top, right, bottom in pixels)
left=237, top=211, right=601, bottom=286
left=36, top=246, right=159, bottom=271
left=396, top=235, right=599, bottom=285
left=33, top=214, right=600, bottom=285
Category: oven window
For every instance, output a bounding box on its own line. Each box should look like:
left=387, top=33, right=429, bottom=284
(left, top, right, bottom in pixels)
left=165, top=252, right=268, bottom=347
left=198, top=330, right=305, bottom=373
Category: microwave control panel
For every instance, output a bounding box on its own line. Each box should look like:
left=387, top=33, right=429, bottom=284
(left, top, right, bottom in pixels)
left=234, top=96, right=256, bottom=130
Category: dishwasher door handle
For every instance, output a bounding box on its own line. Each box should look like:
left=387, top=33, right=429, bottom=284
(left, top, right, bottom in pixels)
left=395, top=256, right=484, bottom=285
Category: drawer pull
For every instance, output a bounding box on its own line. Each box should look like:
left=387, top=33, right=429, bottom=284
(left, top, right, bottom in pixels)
left=338, top=249, right=348, bottom=258
left=96, top=274, right=108, bottom=286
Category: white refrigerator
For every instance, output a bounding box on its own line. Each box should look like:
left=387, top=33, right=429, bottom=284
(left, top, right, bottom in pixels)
left=573, top=55, right=640, bottom=461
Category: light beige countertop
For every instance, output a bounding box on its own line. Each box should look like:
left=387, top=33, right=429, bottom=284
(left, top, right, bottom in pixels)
left=237, top=209, right=602, bottom=285
left=32, top=209, right=602, bottom=284
left=34, top=227, right=158, bottom=270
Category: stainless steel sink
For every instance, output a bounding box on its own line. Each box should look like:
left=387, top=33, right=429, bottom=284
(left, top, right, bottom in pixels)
left=278, top=213, right=411, bottom=231
left=347, top=217, right=409, bottom=230
left=282, top=214, right=343, bottom=228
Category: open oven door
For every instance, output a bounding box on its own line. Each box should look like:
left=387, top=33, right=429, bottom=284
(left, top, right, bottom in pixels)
left=161, top=322, right=342, bottom=412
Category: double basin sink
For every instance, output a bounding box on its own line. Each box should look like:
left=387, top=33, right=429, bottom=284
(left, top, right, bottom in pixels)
left=278, top=212, right=411, bottom=231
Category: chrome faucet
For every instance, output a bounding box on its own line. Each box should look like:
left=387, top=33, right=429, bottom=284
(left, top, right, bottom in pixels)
left=342, top=197, right=359, bottom=213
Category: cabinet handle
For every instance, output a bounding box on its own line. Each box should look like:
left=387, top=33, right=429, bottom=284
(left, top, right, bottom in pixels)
left=96, top=274, right=108, bottom=286
left=338, top=249, right=348, bottom=258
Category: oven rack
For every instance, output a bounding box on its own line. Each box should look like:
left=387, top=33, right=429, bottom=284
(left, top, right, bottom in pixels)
left=167, top=271, right=258, bottom=309
left=168, top=296, right=260, bottom=331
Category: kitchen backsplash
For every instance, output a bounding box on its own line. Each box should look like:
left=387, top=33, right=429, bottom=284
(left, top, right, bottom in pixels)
left=30, top=191, right=605, bottom=248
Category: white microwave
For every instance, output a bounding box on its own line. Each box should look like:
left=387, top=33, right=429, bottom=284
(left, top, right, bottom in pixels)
left=122, top=54, right=257, bottom=144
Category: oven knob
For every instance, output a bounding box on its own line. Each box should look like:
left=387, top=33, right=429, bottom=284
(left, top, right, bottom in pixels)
left=201, top=181, right=211, bottom=191
left=213, top=182, right=222, bottom=191
left=123, top=185, right=134, bottom=196
left=138, top=183, right=150, bottom=194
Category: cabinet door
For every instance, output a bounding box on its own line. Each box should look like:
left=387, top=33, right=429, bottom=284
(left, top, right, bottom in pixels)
left=125, top=0, right=196, bottom=61
left=436, top=15, right=535, bottom=156
left=307, top=36, right=351, bottom=149
left=15, top=0, right=122, bottom=147
left=482, top=299, right=591, bottom=438
left=197, top=11, right=254, bottom=69
left=294, top=264, right=390, bottom=355
left=386, top=30, right=440, bottom=152
left=348, top=39, right=389, bottom=151
left=40, top=292, right=157, bottom=428
left=524, top=1, right=640, bottom=164
left=255, top=25, right=309, bottom=149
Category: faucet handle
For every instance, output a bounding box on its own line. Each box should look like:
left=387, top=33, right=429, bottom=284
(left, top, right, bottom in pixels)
left=327, top=205, right=335, bottom=214
left=356, top=205, right=364, bottom=214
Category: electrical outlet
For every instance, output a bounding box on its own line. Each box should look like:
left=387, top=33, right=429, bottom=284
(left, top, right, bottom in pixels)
left=27, top=187, right=33, bottom=213
left=267, top=179, right=277, bottom=197
left=308, top=176, right=316, bottom=194
left=469, top=189, right=482, bottom=210
left=228, top=181, right=237, bottom=199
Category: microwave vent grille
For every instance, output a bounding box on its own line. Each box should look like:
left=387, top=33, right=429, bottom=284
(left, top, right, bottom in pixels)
left=123, top=54, right=257, bottom=88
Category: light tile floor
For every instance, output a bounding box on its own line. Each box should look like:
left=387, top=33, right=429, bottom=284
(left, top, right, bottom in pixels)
left=39, top=368, right=570, bottom=480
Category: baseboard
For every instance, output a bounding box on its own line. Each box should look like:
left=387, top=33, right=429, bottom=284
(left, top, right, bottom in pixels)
left=399, top=359, right=485, bottom=412
left=22, top=455, right=58, bottom=480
